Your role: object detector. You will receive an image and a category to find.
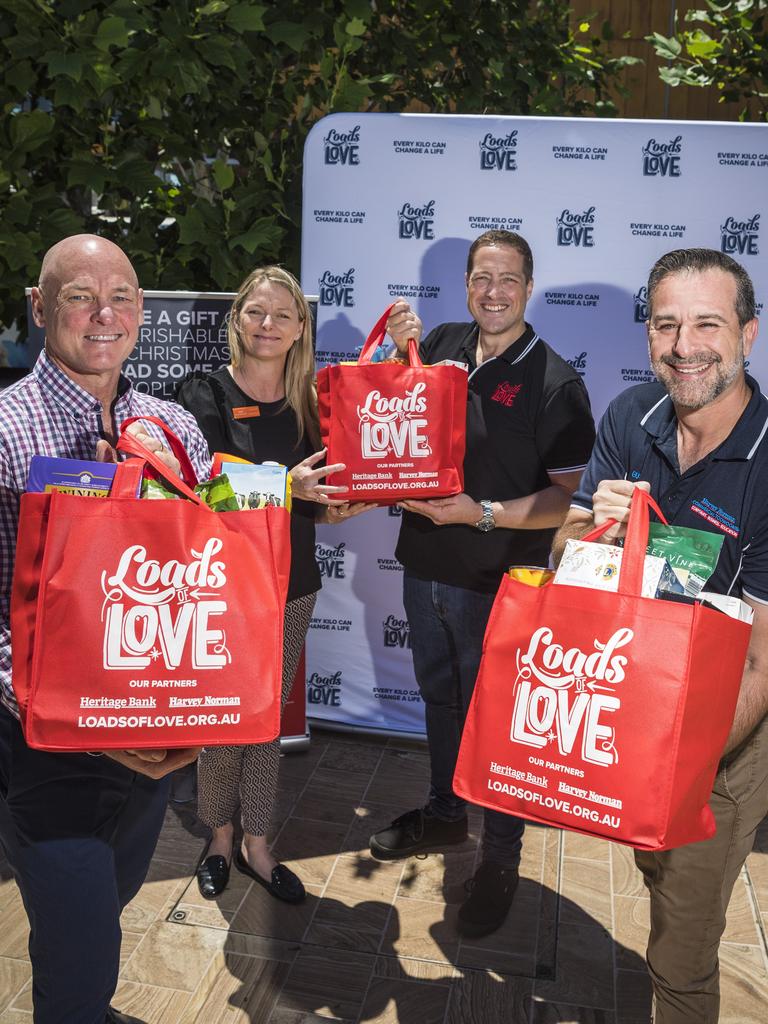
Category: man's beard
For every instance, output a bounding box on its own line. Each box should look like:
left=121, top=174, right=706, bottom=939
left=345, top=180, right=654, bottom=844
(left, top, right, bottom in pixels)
left=651, top=341, right=744, bottom=411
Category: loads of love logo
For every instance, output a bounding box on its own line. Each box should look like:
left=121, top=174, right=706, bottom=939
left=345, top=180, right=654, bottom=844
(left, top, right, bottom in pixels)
left=510, top=625, right=632, bottom=767
left=101, top=537, right=231, bottom=670
left=357, top=382, right=432, bottom=460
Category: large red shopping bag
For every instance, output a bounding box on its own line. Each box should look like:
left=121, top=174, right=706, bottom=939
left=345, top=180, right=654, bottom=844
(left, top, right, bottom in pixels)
left=454, top=489, right=752, bottom=850
left=316, top=306, right=467, bottom=503
left=11, top=417, right=290, bottom=751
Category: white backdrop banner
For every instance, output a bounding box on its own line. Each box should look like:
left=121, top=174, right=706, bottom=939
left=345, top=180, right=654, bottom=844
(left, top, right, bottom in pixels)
left=301, top=112, right=768, bottom=737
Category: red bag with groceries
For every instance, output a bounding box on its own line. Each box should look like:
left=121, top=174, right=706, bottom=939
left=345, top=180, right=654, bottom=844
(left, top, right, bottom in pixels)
left=453, top=489, right=752, bottom=850
left=316, top=305, right=467, bottom=504
left=11, top=417, right=290, bottom=751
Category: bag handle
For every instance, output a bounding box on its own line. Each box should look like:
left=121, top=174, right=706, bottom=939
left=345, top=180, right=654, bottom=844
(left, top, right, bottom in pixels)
left=114, top=418, right=208, bottom=508
left=118, top=415, right=198, bottom=486
left=357, top=304, right=423, bottom=367
left=581, top=488, right=668, bottom=597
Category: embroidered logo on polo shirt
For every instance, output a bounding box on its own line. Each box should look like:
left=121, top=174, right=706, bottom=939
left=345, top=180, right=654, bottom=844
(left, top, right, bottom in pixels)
left=490, top=382, right=522, bottom=407
left=690, top=497, right=740, bottom=538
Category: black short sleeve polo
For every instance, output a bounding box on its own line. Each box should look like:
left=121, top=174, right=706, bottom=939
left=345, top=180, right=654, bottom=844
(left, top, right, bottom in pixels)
left=396, top=321, right=596, bottom=593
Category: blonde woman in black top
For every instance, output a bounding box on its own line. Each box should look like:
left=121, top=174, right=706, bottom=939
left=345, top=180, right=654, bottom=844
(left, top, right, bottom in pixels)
left=177, top=266, right=371, bottom=902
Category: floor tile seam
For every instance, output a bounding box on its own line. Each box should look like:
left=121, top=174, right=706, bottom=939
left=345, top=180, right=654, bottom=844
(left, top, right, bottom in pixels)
left=742, top=863, right=768, bottom=969
left=0, top=974, right=31, bottom=1017
left=117, top=923, right=223, bottom=991
left=535, top=828, right=561, bottom=985
left=608, top=821, right=619, bottom=1019
left=116, top=978, right=194, bottom=995
left=561, top=853, right=613, bottom=865
left=356, top=742, right=392, bottom=807
left=531, top=829, right=564, bottom=1001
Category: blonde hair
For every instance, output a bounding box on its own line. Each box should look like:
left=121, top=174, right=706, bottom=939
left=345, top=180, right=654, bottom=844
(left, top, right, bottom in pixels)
left=227, top=266, right=319, bottom=449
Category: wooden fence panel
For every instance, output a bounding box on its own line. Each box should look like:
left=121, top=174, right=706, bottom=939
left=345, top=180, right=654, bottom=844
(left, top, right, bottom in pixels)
left=569, top=0, right=760, bottom=122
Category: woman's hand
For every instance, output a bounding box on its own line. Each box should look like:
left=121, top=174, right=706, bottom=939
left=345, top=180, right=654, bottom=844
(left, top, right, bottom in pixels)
left=289, top=449, right=348, bottom=506
left=322, top=501, right=378, bottom=524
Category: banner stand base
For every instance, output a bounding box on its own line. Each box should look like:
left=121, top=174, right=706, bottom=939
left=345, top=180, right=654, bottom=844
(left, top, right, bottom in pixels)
left=308, top=717, right=426, bottom=744
left=280, top=732, right=310, bottom=753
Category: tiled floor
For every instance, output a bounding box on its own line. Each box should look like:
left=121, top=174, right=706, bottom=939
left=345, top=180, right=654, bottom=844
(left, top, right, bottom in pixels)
left=2, top=729, right=768, bottom=1023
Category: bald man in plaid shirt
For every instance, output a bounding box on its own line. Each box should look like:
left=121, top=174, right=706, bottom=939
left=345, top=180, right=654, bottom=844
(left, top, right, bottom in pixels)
left=0, top=235, right=211, bottom=1024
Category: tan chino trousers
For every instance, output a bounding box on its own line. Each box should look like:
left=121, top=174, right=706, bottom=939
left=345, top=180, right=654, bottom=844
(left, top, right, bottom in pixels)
left=634, top=713, right=768, bottom=1023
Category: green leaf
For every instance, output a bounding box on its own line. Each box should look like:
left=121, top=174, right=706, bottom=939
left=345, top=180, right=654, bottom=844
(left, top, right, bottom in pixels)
left=45, top=51, right=84, bottom=82
left=114, top=156, right=162, bottom=194
left=648, top=32, right=683, bottom=59
left=177, top=206, right=213, bottom=246
left=146, top=96, right=164, bottom=119
left=85, top=62, right=123, bottom=95
left=230, top=217, right=277, bottom=254
left=4, top=59, right=36, bottom=97
left=346, top=17, right=366, bottom=37
left=344, top=0, right=372, bottom=18
left=67, top=160, right=108, bottom=192
left=9, top=110, right=54, bottom=153
left=198, top=37, right=237, bottom=69
left=46, top=207, right=86, bottom=237
left=658, top=66, right=686, bottom=86
left=266, top=21, right=309, bottom=51
left=226, top=3, right=266, bottom=32
left=212, top=158, right=235, bottom=190
left=53, top=76, right=87, bottom=112
left=198, top=0, right=230, bottom=16
left=686, top=30, right=720, bottom=58
left=94, top=15, right=130, bottom=52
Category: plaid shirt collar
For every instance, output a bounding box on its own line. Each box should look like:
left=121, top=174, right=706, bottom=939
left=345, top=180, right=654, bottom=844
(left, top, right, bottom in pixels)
left=33, top=349, right=134, bottom=427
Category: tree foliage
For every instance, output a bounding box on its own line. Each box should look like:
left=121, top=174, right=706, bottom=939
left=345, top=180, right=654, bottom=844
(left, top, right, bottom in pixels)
left=0, top=0, right=638, bottom=334
left=649, top=0, right=767, bottom=120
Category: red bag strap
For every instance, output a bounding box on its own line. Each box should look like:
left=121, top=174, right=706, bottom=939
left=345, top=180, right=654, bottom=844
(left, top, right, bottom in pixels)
left=357, top=305, right=423, bottom=367
left=581, top=488, right=667, bottom=597
left=115, top=418, right=207, bottom=508
left=118, top=415, right=198, bottom=487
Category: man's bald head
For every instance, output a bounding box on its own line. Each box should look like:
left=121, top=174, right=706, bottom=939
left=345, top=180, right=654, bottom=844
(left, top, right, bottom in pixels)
left=38, top=234, right=139, bottom=295
left=31, top=233, right=143, bottom=397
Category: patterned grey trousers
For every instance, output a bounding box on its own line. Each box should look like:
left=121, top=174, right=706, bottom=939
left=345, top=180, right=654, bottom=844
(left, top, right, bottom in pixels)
left=196, top=591, right=317, bottom=836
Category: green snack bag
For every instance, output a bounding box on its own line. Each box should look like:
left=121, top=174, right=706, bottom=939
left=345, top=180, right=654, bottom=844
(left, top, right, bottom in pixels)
left=194, top=473, right=240, bottom=512
left=646, top=522, right=724, bottom=596
left=141, top=477, right=181, bottom=501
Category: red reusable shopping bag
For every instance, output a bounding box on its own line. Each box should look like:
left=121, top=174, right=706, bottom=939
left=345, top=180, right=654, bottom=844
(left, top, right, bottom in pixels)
left=453, top=489, right=752, bottom=851
left=316, top=305, right=467, bottom=504
left=11, top=417, right=290, bottom=751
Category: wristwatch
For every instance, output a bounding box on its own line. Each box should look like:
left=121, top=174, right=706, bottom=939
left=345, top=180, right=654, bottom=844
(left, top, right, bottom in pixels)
left=475, top=499, right=496, bottom=532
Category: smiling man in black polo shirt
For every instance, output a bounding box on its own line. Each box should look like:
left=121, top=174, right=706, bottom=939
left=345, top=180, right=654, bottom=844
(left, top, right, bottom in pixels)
left=369, top=230, right=596, bottom=937
left=554, top=248, right=768, bottom=1022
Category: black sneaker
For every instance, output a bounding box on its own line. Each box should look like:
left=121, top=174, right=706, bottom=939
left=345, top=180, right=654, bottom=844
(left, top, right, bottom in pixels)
left=369, top=806, right=468, bottom=860
left=457, top=861, right=519, bottom=938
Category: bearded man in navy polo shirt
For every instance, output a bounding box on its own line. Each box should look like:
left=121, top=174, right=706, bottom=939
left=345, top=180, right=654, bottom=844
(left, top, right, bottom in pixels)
left=554, top=248, right=768, bottom=1023
left=368, top=230, right=596, bottom=937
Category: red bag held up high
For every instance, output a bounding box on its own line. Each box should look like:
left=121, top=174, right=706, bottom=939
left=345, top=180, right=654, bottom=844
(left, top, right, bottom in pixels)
left=11, top=417, right=290, bottom=751
left=316, top=306, right=467, bottom=504
left=453, top=489, right=752, bottom=851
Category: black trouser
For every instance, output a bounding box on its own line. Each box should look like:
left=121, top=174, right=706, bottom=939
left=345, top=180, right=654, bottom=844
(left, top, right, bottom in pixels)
left=0, top=706, right=169, bottom=1023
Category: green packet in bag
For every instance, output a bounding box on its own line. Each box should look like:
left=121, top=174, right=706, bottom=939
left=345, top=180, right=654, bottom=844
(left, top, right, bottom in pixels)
left=141, top=473, right=239, bottom=512
left=141, top=478, right=180, bottom=501
left=194, top=473, right=240, bottom=512
left=646, top=522, right=724, bottom=596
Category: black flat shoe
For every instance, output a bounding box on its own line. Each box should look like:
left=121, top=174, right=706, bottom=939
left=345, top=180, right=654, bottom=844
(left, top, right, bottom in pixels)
left=234, top=848, right=305, bottom=904
left=105, top=1006, right=148, bottom=1024
left=196, top=854, right=230, bottom=900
